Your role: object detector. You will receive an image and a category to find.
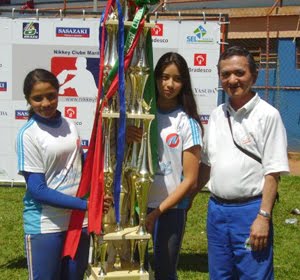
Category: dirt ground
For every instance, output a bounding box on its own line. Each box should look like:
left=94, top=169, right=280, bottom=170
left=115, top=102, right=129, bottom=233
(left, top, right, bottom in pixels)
left=288, top=153, right=300, bottom=176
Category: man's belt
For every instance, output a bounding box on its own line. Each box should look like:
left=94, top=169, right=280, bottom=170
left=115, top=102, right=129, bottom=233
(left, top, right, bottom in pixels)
left=211, top=194, right=262, bottom=204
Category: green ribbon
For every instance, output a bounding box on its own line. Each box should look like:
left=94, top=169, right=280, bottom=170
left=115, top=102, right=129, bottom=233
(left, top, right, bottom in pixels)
left=103, top=6, right=147, bottom=93
left=135, top=0, right=159, bottom=6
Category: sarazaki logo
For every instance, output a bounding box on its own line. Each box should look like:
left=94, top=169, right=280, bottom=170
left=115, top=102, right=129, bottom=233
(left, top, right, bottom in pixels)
left=81, top=139, right=89, bottom=149
left=200, top=114, right=210, bottom=124
left=194, top=54, right=207, bottom=66
left=151, top=24, right=163, bottom=36
left=65, top=106, right=77, bottom=119
left=15, top=110, right=29, bottom=120
left=56, top=27, right=90, bottom=38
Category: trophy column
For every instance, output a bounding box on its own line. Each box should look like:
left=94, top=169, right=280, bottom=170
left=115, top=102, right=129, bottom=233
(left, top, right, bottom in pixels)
left=87, top=10, right=156, bottom=280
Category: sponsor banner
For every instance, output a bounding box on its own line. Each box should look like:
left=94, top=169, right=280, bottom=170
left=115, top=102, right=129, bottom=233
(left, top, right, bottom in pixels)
left=12, top=18, right=98, bottom=46
left=151, top=20, right=220, bottom=119
left=0, top=153, right=24, bottom=183
left=0, top=17, right=220, bottom=182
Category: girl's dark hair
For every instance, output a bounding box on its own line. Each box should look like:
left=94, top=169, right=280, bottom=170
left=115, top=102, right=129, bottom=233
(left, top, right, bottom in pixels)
left=154, top=52, right=203, bottom=132
left=23, top=69, right=59, bottom=119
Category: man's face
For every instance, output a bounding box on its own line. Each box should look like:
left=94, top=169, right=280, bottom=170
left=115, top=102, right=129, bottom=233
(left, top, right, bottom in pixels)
left=219, top=55, right=257, bottom=101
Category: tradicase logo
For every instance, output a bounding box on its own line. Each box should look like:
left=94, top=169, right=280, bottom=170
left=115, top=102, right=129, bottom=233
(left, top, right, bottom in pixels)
left=65, top=107, right=77, bottom=119
left=151, top=24, right=163, bottom=36
left=166, top=133, right=180, bottom=148
left=23, top=22, right=39, bottom=39
left=187, top=25, right=213, bottom=44
left=194, top=54, right=207, bottom=66
left=0, top=82, right=7, bottom=92
left=56, top=27, right=90, bottom=38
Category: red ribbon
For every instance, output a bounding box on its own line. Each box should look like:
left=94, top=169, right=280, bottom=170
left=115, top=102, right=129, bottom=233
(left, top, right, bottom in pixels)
left=62, top=14, right=145, bottom=259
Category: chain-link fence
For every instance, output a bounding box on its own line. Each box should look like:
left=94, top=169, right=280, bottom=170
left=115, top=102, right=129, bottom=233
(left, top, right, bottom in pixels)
left=222, top=37, right=300, bottom=152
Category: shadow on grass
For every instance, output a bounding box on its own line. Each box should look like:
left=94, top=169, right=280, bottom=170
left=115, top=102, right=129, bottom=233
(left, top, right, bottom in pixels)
left=148, top=252, right=208, bottom=273
left=0, top=256, right=27, bottom=269
left=178, top=253, right=208, bottom=272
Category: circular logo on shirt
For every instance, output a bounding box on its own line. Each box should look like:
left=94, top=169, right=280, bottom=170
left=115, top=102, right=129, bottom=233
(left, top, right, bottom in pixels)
left=166, top=133, right=180, bottom=148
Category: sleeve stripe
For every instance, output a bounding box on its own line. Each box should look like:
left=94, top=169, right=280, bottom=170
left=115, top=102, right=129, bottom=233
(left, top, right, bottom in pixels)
left=17, top=120, right=35, bottom=171
left=189, top=118, right=202, bottom=145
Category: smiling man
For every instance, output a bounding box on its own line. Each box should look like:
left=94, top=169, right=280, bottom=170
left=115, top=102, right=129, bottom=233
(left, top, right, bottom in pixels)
left=192, top=46, right=290, bottom=279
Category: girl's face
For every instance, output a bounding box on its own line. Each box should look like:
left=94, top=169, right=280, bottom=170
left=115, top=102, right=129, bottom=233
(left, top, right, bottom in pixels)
left=28, top=82, right=58, bottom=119
left=157, top=63, right=183, bottom=102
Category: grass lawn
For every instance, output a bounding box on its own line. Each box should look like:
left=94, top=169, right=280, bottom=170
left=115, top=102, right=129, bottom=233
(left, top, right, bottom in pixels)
left=0, top=176, right=299, bottom=279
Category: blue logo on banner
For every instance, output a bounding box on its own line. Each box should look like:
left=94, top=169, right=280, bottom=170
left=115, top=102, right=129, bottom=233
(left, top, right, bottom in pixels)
left=200, top=114, right=210, bottom=124
left=56, top=27, right=90, bottom=38
left=186, top=25, right=213, bottom=44
left=23, top=22, right=39, bottom=39
left=15, top=110, right=29, bottom=120
left=81, top=139, right=89, bottom=149
left=0, top=82, right=7, bottom=92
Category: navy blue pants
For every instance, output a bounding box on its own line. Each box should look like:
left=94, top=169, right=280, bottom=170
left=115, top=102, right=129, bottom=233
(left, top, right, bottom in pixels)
left=149, top=208, right=187, bottom=280
left=25, top=228, right=90, bottom=280
left=207, top=197, right=274, bottom=280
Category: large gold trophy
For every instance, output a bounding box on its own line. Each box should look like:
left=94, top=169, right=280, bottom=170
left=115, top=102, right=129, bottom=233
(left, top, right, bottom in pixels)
left=87, top=0, right=157, bottom=279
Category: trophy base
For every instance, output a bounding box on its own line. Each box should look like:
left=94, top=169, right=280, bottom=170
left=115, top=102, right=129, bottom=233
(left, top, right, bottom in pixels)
left=87, top=263, right=153, bottom=280
left=87, top=226, right=153, bottom=279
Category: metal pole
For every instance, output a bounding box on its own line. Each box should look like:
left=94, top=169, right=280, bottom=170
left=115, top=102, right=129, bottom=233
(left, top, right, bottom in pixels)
left=93, top=0, right=97, bottom=12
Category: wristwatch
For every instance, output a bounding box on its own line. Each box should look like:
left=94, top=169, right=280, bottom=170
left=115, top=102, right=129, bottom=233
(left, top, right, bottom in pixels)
left=258, top=209, right=271, bottom=219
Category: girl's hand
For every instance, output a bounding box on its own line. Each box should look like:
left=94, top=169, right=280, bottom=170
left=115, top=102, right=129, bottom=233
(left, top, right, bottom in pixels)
left=103, top=194, right=113, bottom=214
left=126, top=126, right=143, bottom=143
left=146, top=208, right=161, bottom=234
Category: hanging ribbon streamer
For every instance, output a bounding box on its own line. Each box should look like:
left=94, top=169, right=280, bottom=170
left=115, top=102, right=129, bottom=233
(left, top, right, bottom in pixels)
left=63, top=0, right=154, bottom=259
left=62, top=0, right=114, bottom=259
left=112, top=0, right=125, bottom=225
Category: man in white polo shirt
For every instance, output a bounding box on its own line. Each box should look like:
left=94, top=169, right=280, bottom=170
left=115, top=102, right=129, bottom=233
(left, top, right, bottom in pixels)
left=192, top=46, right=289, bottom=279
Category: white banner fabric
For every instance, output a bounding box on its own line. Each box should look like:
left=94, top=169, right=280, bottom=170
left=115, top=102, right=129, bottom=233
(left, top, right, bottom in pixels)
left=0, top=17, right=220, bottom=182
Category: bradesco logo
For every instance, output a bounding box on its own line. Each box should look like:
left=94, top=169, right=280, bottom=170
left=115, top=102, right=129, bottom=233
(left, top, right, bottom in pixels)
left=23, top=22, right=39, bottom=39
left=56, top=27, right=90, bottom=38
left=151, top=23, right=168, bottom=44
left=187, top=25, right=214, bottom=44
left=15, top=110, right=29, bottom=120
left=151, top=23, right=163, bottom=36
left=194, top=54, right=207, bottom=66
left=0, top=82, right=7, bottom=92
left=65, top=106, right=77, bottom=119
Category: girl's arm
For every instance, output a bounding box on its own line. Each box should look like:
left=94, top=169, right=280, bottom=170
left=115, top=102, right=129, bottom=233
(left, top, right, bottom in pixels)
left=146, top=145, right=201, bottom=233
left=23, top=172, right=87, bottom=211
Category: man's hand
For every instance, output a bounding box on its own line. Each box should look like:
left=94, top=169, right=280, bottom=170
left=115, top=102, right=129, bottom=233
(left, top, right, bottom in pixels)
left=249, top=215, right=270, bottom=251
